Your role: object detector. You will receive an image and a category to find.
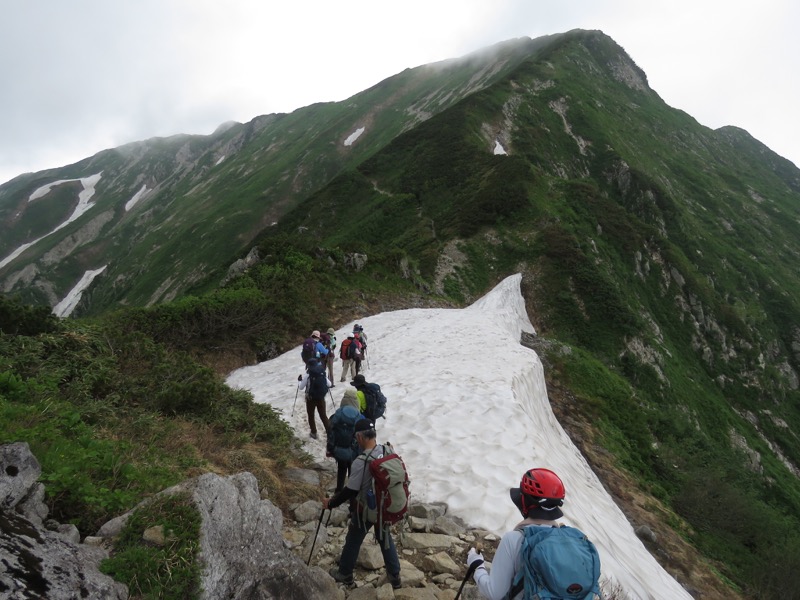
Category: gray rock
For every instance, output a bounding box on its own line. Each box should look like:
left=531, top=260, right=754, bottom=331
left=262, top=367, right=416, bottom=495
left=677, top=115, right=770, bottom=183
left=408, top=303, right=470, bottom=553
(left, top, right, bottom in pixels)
left=432, top=516, right=463, bottom=537
left=0, top=442, right=42, bottom=510
left=635, top=524, right=657, bottom=544
left=394, top=586, right=440, bottom=599
left=96, top=512, right=132, bottom=538
left=17, top=481, right=49, bottom=526
left=357, top=543, right=385, bottom=570
left=56, top=523, right=81, bottom=544
left=294, top=499, right=323, bottom=523
left=285, top=467, right=321, bottom=487
left=0, top=503, right=128, bottom=599
left=401, top=532, right=461, bottom=550
left=408, top=502, right=448, bottom=520
left=184, top=471, right=338, bottom=599
left=421, top=551, right=460, bottom=575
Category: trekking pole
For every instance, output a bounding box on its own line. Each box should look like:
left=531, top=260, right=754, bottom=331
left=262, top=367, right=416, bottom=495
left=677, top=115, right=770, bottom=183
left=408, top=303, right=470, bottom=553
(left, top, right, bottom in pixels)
left=455, top=543, right=483, bottom=600
left=291, top=381, right=300, bottom=416
left=329, top=388, right=336, bottom=412
left=307, top=508, right=326, bottom=566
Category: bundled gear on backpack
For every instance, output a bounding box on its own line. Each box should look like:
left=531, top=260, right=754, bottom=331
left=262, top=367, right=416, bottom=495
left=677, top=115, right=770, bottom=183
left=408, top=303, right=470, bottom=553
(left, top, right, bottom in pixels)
left=361, top=382, right=387, bottom=420
left=353, top=324, right=367, bottom=344
left=357, top=441, right=410, bottom=540
left=306, top=360, right=329, bottom=400
left=320, top=331, right=332, bottom=352
left=508, top=525, right=601, bottom=600
left=326, top=328, right=337, bottom=354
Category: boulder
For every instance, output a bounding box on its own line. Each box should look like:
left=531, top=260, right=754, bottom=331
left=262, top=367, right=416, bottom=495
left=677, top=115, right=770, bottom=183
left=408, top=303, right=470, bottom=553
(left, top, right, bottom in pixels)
left=0, top=443, right=128, bottom=599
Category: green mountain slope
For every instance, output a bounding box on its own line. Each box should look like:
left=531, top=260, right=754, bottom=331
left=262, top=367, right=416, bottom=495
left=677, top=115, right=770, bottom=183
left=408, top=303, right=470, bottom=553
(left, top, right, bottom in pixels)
left=0, top=37, right=547, bottom=313
left=251, top=29, right=800, bottom=594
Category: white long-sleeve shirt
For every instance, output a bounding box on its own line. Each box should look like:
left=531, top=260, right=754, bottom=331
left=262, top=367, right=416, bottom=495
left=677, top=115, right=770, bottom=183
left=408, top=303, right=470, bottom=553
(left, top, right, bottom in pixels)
left=474, top=520, right=560, bottom=600
left=298, top=372, right=332, bottom=392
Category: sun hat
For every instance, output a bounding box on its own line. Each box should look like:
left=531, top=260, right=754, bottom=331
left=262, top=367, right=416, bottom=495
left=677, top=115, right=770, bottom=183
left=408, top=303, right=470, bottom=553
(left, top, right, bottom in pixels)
left=350, top=374, right=367, bottom=387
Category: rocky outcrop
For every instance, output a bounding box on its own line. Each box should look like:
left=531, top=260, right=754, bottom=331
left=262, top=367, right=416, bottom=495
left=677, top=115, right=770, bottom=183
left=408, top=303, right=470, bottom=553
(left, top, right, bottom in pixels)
left=97, top=472, right=340, bottom=600
left=5, top=444, right=656, bottom=599
left=0, top=442, right=128, bottom=599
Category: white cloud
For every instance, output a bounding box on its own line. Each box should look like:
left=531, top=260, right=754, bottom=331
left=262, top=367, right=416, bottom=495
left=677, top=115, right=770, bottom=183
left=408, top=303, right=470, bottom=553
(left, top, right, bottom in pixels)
left=0, top=0, right=797, bottom=184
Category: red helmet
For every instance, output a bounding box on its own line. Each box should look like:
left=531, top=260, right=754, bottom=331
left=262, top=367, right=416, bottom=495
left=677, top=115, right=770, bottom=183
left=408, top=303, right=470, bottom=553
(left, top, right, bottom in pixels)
left=520, top=468, right=565, bottom=499
left=511, top=468, right=565, bottom=518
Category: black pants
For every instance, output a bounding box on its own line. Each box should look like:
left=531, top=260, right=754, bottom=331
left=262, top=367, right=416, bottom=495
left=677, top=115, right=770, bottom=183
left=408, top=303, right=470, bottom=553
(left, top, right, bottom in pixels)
left=306, top=395, right=330, bottom=435
left=336, top=460, right=352, bottom=492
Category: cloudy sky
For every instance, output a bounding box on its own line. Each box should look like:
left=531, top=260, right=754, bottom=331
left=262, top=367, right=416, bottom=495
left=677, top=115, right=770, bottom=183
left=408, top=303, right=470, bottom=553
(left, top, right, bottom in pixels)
left=1, top=0, right=798, bottom=185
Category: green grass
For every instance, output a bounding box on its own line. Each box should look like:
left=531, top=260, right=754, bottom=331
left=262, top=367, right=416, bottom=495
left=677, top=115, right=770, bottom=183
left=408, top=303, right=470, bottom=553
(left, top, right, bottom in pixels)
left=100, top=491, right=202, bottom=599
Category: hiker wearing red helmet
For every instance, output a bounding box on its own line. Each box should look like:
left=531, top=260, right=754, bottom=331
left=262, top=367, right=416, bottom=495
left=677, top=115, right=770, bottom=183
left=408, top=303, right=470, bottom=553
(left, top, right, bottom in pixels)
left=465, top=468, right=600, bottom=599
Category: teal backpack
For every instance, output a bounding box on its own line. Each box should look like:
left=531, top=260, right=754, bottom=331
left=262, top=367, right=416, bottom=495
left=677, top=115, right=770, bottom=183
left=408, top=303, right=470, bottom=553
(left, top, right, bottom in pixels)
left=328, top=405, right=363, bottom=462
left=508, top=525, right=601, bottom=600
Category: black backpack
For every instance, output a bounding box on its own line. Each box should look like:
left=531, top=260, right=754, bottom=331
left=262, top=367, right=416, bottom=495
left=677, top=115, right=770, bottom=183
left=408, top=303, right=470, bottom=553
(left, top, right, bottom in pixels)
left=307, top=362, right=328, bottom=399
left=346, top=339, right=358, bottom=360
left=363, top=382, right=387, bottom=420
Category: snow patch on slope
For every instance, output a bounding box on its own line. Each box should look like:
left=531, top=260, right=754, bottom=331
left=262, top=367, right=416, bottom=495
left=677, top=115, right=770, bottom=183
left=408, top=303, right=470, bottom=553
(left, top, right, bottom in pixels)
left=0, top=173, right=103, bottom=269
left=53, top=265, right=107, bottom=317
left=227, top=274, right=691, bottom=599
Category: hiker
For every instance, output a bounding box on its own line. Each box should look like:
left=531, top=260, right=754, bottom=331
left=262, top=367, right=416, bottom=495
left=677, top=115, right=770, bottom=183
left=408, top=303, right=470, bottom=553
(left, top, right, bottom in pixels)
left=298, top=357, right=331, bottom=439
left=350, top=374, right=387, bottom=422
left=353, top=323, right=368, bottom=355
left=301, top=330, right=329, bottom=368
left=465, top=468, right=600, bottom=600
left=352, top=332, right=365, bottom=375
left=323, top=419, right=402, bottom=590
left=325, top=388, right=363, bottom=492
left=339, top=333, right=360, bottom=382
left=322, top=327, right=337, bottom=386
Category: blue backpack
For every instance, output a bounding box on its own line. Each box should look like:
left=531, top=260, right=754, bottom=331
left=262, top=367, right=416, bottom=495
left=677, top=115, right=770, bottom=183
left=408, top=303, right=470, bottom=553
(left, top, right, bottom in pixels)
left=508, top=525, right=601, bottom=600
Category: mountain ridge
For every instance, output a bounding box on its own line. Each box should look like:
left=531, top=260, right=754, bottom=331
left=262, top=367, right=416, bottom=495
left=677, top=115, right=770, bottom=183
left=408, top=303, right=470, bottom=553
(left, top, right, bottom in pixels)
left=0, top=33, right=555, bottom=311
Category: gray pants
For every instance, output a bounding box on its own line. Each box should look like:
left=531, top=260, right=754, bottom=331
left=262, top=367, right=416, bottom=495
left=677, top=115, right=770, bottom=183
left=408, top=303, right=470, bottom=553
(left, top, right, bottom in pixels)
left=340, top=359, right=356, bottom=382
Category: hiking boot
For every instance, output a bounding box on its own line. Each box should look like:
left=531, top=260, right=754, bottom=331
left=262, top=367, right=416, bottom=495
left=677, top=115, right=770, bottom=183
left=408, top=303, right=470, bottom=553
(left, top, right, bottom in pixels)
left=388, top=573, right=401, bottom=589
left=329, top=567, right=354, bottom=586
left=310, top=432, right=318, bottom=440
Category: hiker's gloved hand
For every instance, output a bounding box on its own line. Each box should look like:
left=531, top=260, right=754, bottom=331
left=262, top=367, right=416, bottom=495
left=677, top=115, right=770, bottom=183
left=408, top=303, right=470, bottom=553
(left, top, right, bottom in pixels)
left=298, top=375, right=302, bottom=381
left=466, top=547, right=484, bottom=569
